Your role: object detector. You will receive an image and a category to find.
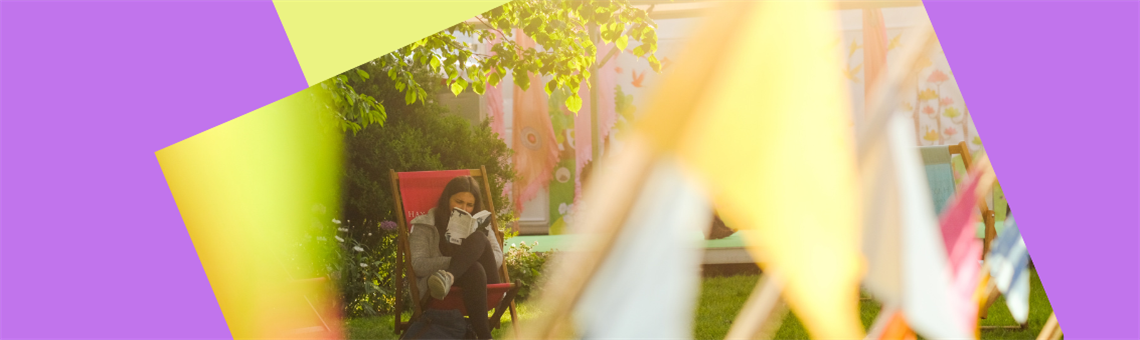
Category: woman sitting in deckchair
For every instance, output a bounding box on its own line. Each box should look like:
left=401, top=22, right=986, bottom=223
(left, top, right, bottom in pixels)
left=408, top=175, right=503, bottom=339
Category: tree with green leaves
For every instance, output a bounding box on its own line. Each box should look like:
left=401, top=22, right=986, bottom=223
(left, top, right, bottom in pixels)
left=322, top=0, right=662, bottom=134
left=336, top=64, right=517, bottom=316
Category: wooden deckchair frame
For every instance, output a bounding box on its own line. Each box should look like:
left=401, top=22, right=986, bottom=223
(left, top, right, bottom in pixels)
left=947, top=141, right=999, bottom=259
left=389, top=166, right=520, bottom=335
left=949, top=142, right=1021, bottom=326
left=1036, top=313, right=1062, bottom=340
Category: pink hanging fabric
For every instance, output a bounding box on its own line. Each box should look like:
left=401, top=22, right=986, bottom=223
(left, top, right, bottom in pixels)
left=937, top=170, right=984, bottom=333
left=511, top=30, right=560, bottom=211
left=482, top=36, right=506, bottom=139
left=574, top=79, right=592, bottom=201
left=486, top=85, right=505, bottom=139
left=595, top=42, right=619, bottom=145
left=574, top=42, right=620, bottom=202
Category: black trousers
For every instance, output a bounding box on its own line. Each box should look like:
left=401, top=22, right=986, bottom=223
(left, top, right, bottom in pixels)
left=446, top=231, right=500, bottom=339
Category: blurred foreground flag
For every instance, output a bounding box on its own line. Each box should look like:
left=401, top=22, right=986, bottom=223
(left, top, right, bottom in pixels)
left=987, top=217, right=1030, bottom=323
left=574, top=159, right=710, bottom=338
left=860, top=114, right=971, bottom=339
left=635, top=1, right=864, bottom=338
left=938, top=172, right=986, bottom=333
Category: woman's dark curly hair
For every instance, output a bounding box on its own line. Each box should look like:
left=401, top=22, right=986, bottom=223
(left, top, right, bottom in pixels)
left=432, top=176, right=483, bottom=255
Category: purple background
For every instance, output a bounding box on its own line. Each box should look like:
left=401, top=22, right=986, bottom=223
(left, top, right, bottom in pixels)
left=1, top=1, right=306, bottom=339
left=926, top=1, right=1140, bottom=338
left=1, top=1, right=1137, bottom=339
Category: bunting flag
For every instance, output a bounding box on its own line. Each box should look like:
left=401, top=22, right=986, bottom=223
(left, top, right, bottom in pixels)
left=862, top=8, right=889, bottom=116
left=938, top=170, right=986, bottom=334
left=573, top=158, right=709, bottom=338
left=866, top=307, right=918, bottom=340
left=987, top=216, right=1030, bottom=323
left=512, top=30, right=560, bottom=211
left=860, top=113, right=971, bottom=339
left=633, top=1, right=866, bottom=338
left=523, top=2, right=890, bottom=338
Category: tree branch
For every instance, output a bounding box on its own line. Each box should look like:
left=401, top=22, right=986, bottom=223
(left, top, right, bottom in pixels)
left=476, top=15, right=511, bottom=43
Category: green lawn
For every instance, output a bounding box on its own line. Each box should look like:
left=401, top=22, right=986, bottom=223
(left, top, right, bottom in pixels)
left=694, top=270, right=1054, bottom=340
left=346, top=270, right=1052, bottom=339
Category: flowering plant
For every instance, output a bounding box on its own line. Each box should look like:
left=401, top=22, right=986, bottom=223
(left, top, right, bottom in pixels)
left=289, top=204, right=402, bottom=317
left=329, top=218, right=401, bottom=316
left=505, top=241, right=553, bottom=300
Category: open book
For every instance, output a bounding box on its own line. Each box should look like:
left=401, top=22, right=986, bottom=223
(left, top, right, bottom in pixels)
left=444, top=208, right=493, bottom=245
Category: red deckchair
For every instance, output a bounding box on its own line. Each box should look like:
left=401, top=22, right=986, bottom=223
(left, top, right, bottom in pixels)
left=389, top=167, right=520, bottom=335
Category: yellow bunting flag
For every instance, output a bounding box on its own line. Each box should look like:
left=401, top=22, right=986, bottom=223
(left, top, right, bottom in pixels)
left=634, top=1, right=864, bottom=338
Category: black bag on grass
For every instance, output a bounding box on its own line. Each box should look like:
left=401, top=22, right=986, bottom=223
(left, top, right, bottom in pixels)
left=400, top=309, right=475, bottom=340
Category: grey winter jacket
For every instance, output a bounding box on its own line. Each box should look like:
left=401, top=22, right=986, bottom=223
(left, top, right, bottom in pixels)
left=408, top=208, right=504, bottom=298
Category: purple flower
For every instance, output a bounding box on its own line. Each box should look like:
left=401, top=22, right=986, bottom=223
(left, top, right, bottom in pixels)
left=380, top=221, right=398, bottom=232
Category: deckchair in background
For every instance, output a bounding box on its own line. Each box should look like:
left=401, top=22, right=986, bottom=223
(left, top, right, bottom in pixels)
left=389, top=167, right=519, bottom=335
left=919, top=141, right=998, bottom=257
left=922, top=142, right=1027, bottom=325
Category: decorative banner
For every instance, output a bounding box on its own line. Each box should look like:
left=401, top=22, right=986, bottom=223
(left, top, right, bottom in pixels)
left=574, top=42, right=620, bottom=211
left=511, top=31, right=561, bottom=211
left=548, top=159, right=576, bottom=235
left=842, top=16, right=984, bottom=154
left=481, top=36, right=507, bottom=140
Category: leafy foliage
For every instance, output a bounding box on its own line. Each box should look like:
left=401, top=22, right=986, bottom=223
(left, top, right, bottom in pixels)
left=327, top=0, right=662, bottom=134
left=611, top=84, right=637, bottom=136
left=333, top=219, right=402, bottom=317
left=504, top=241, right=553, bottom=300
left=285, top=204, right=403, bottom=317
left=341, top=65, right=516, bottom=231
left=547, top=87, right=575, bottom=145
left=324, top=63, right=517, bottom=316
left=319, top=71, right=388, bottom=135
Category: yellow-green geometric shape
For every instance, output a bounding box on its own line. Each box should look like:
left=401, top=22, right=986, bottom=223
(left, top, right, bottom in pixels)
left=274, top=0, right=510, bottom=86
left=157, top=86, right=343, bottom=339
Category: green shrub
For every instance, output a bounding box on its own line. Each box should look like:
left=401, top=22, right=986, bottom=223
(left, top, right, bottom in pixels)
left=333, top=62, right=515, bottom=317
left=505, top=241, right=552, bottom=301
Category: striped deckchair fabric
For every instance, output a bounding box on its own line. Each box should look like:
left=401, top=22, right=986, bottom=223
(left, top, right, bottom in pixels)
left=919, top=145, right=957, bottom=215
left=918, top=142, right=999, bottom=257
